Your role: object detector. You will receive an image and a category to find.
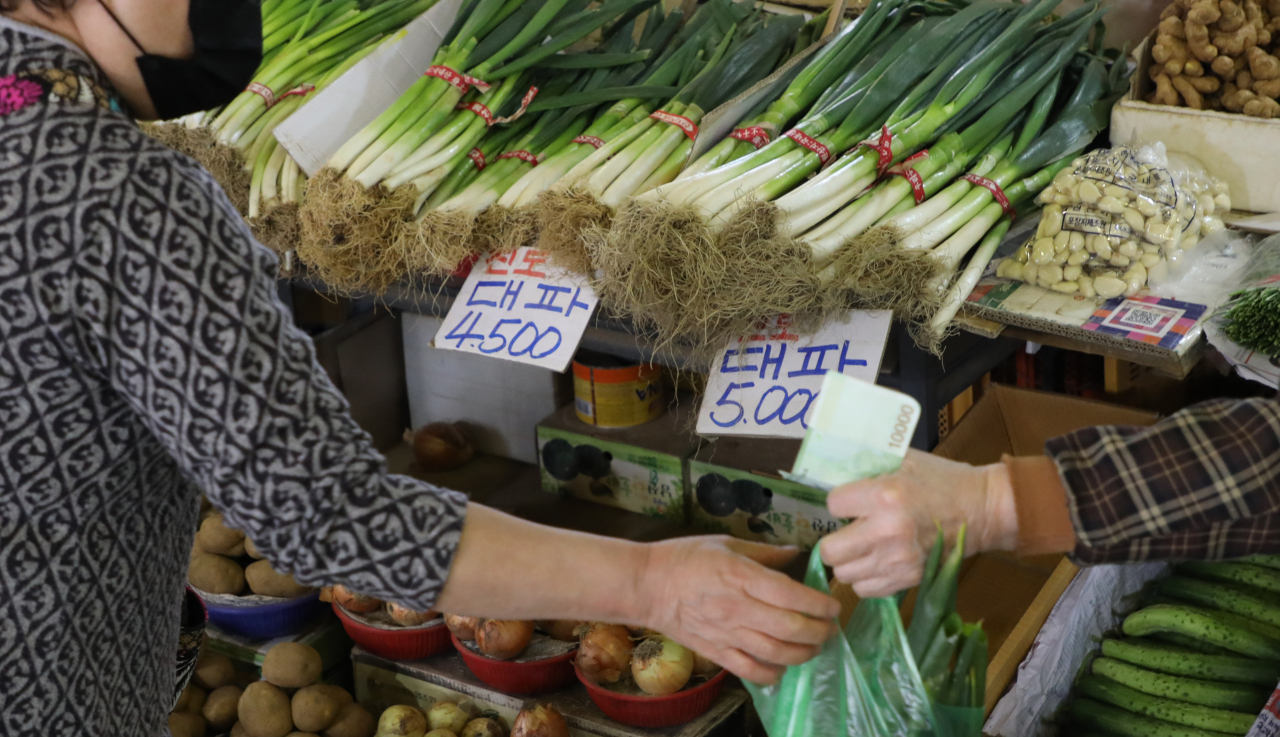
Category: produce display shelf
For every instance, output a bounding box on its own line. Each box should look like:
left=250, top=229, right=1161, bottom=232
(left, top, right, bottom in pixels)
left=289, top=273, right=1017, bottom=449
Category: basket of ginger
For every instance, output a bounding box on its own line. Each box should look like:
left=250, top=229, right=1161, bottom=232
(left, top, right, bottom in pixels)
left=1147, top=0, right=1280, bottom=117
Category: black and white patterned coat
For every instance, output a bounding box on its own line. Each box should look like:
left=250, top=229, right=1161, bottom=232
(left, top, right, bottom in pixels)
left=0, top=19, right=467, bottom=736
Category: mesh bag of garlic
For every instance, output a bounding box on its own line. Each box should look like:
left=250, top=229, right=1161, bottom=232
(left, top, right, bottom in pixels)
left=996, top=146, right=1230, bottom=299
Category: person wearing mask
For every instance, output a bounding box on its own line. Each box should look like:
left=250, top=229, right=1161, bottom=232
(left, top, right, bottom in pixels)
left=0, top=3, right=840, bottom=735
left=820, top=396, right=1280, bottom=598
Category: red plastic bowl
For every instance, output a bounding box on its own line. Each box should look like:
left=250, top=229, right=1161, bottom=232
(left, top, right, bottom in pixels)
left=575, top=665, right=728, bottom=728
left=333, top=603, right=451, bottom=661
left=451, top=633, right=577, bottom=694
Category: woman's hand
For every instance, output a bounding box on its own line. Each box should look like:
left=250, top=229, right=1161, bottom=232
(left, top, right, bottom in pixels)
left=638, top=537, right=841, bottom=685
left=819, top=450, right=1018, bottom=599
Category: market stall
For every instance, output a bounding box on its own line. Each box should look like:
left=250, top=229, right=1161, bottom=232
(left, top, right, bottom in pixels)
left=144, top=0, right=1280, bottom=734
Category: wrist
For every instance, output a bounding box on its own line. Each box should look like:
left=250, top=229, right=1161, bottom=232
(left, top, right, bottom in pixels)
left=979, top=462, right=1019, bottom=552
left=628, top=539, right=660, bottom=629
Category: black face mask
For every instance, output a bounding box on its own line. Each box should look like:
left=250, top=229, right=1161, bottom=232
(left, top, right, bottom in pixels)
left=100, top=0, right=263, bottom=119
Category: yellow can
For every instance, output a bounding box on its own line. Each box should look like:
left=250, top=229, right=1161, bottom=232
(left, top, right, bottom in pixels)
left=572, top=354, right=665, bottom=428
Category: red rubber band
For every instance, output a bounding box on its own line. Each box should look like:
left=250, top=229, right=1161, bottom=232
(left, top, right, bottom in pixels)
left=572, top=135, right=604, bottom=149
left=498, top=150, right=539, bottom=166
left=963, top=174, right=1015, bottom=217
left=495, top=85, right=539, bottom=125
left=468, top=148, right=486, bottom=171
left=784, top=128, right=831, bottom=165
left=649, top=110, right=698, bottom=140
left=730, top=126, right=771, bottom=149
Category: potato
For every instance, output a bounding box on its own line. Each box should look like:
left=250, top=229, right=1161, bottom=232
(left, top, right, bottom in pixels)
left=323, top=703, right=375, bottom=737
left=315, top=685, right=353, bottom=706
left=245, top=537, right=266, bottom=559
left=239, top=681, right=294, bottom=737
left=197, top=515, right=246, bottom=556
left=174, top=683, right=207, bottom=714
left=262, top=643, right=323, bottom=689
left=203, top=685, right=244, bottom=731
left=291, top=685, right=341, bottom=733
left=189, top=553, right=246, bottom=595
left=246, top=560, right=313, bottom=598
left=193, top=652, right=236, bottom=691
left=231, top=723, right=250, bottom=737
left=169, top=712, right=208, bottom=737
left=286, top=733, right=321, bottom=737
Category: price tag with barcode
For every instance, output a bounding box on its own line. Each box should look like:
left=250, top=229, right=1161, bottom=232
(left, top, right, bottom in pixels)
left=696, top=311, right=893, bottom=438
left=433, top=248, right=598, bottom=371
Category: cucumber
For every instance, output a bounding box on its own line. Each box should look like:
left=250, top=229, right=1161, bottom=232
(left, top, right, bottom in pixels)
left=1103, top=638, right=1280, bottom=686
left=1153, top=632, right=1238, bottom=656
left=1092, top=657, right=1270, bottom=712
left=1243, top=555, right=1280, bottom=571
left=1066, top=698, right=1244, bottom=737
left=1211, top=610, right=1280, bottom=644
left=1156, top=577, right=1280, bottom=630
left=1180, top=561, right=1280, bottom=596
left=1122, top=605, right=1280, bottom=660
left=1078, top=676, right=1257, bottom=734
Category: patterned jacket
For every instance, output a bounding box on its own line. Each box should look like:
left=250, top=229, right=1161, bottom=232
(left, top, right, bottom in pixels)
left=1051, top=397, right=1280, bottom=564
left=0, top=19, right=466, bottom=736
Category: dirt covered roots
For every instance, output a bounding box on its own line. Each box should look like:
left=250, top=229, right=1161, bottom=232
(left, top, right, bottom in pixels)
left=534, top=187, right=613, bottom=276
left=593, top=198, right=832, bottom=358
left=142, top=123, right=250, bottom=216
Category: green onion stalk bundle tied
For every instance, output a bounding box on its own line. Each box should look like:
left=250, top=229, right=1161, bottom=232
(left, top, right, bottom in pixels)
left=1219, top=234, right=1280, bottom=357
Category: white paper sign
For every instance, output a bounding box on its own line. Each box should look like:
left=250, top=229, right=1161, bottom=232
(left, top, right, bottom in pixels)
left=433, top=248, right=599, bottom=371
left=696, top=310, right=893, bottom=438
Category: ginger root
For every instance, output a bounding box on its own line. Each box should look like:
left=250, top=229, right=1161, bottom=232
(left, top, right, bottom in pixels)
left=1255, top=77, right=1280, bottom=96
left=1151, top=73, right=1182, bottom=105
left=1212, top=53, right=1247, bottom=77
left=1154, top=34, right=1194, bottom=74
left=1186, top=20, right=1221, bottom=61
left=1243, top=95, right=1280, bottom=115
left=1239, top=69, right=1256, bottom=88
left=1172, top=74, right=1209, bottom=106
left=1187, top=0, right=1223, bottom=24
left=1222, top=82, right=1260, bottom=109
left=1183, top=74, right=1223, bottom=91
left=1213, top=22, right=1258, bottom=54
left=1218, top=0, right=1247, bottom=31
left=1247, top=44, right=1280, bottom=78
left=1160, top=15, right=1188, bottom=37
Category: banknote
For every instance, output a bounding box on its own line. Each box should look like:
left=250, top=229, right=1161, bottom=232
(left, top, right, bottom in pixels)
left=782, top=371, right=921, bottom=491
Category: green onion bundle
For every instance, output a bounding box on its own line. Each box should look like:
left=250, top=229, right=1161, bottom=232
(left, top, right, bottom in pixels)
left=1218, top=236, right=1280, bottom=356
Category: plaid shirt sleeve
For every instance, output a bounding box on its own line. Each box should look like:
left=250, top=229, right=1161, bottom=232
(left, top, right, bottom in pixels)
left=1046, top=397, right=1280, bottom=565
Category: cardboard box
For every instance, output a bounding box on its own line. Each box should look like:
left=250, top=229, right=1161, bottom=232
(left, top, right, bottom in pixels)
left=687, top=438, right=842, bottom=549
left=352, top=647, right=749, bottom=737
left=403, top=313, right=573, bottom=465
left=831, top=384, right=1159, bottom=717
left=1110, top=33, right=1280, bottom=214
left=536, top=403, right=699, bottom=523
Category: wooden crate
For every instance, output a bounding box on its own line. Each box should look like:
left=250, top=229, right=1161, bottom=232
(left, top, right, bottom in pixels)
left=351, top=648, right=749, bottom=737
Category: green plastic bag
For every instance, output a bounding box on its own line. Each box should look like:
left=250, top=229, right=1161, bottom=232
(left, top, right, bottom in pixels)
left=745, top=547, right=986, bottom=737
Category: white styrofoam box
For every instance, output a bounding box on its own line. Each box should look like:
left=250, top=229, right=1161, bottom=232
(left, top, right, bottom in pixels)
left=274, top=0, right=464, bottom=176
left=402, top=313, right=571, bottom=464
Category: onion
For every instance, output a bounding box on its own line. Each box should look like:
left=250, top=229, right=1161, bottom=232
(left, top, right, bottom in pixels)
left=575, top=624, right=633, bottom=684
left=691, top=651, right=722, bottom=677
left=387, top=602, right=438, bottom=627
left=626, top=625, right=657, bottom=637
left=460, top=718, right=505, bottom=737
left=512, top=704, right=569, bottom=737
left=405, top=423, right=474, bottom=472
left=333, top=585, right=382, bottom=613
left=319, top=586, right=333, bottom=603
left=377, top=705, right=428, bottom=737
left=476, top=620, right=535, bottom=660
left=427, top=702, right=471, bottom=733
left=444, top=614, right=481, bottom=641
left=632, top=637, right=694, bottom=695
left=537, top=620, right=585, bottom=642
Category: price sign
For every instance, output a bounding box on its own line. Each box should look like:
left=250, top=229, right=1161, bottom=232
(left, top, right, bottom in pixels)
left=433, top=248, right=599, bottom=371
left=696, top=310, right=893, bottom=438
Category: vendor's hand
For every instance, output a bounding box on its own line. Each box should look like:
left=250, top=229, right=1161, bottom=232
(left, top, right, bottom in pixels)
left=638, top=536, right=841, bottom=685
left=819, top=450, right=1018, bottom=599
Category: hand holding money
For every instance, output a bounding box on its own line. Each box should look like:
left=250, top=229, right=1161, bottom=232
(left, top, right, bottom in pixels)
left=819, top=451, right=1019, bottom=598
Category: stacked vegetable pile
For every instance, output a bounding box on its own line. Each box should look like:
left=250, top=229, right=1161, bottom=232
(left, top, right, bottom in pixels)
left=374, top=701, right=510, bottom=737
left=594, top=0, right=1130, bottom=352
left=324, top=584, right=441, bottom=626
left=188, top=515, right=314, bottom=599
left=168, top=643, right=377, bottom=737
left=298, top=0, right=817, bottom=294
left=1060, top=558, right=1280, bottom=736
left=148, top=0, right=434, bottom=252
left=1146, top=0, right=1280, bottom=118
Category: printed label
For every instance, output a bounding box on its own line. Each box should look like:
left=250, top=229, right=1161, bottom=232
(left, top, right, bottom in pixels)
left=784, top=129, right=831, bottom=166
left=859, top=125, right=895, bottom=175
left=468, top=148, right=486, bottom=171
left=887, top=150, right=930, bottom=203
left=495, top=85, right=539, bottom=124
left=572, top=135, right=604, bottom=149
left=246, top=82, right=275, bottom=109
left=457, top=101, right=494, bottom=125
left=1099, top=300, right=1185, bottom=339
left=730, top=126, right=772, bottom=149
left=498, top=150, right=539, bottom=166
left=963, top=174, right=1015, bottom=217
left=649, top=110, right=698, bottom=140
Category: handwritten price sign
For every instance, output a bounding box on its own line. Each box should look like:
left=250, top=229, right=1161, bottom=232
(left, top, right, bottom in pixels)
left=433, top=248, right=599, bottom=371
left=696, top=310, right=893, bottom=438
